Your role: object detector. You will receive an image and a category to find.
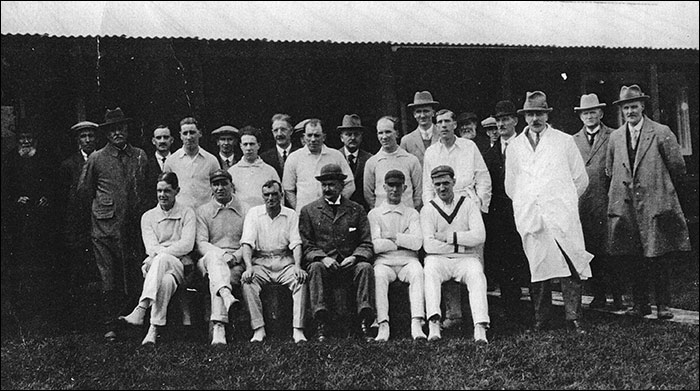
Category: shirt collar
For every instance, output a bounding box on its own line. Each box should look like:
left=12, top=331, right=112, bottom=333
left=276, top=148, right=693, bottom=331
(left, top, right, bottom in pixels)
left=81, top=149, right=89, bottom=161
left=212, top=197, right=243, bottom=218
left=276, top=145, right=291, bottom=155
left=155, top=202, right=184, bottom=222
left=235, top=156, right=263, bottom=167
left=586, top=125, right=601, bottom=135
left=304, top=145, right=329, bottom=155
left=630, top=117, right=644, bottom=132
left=378, top=201, right=406, bottom=215
left=107, top=143, right=131, bottom=157
left=256, top=205, right=292, bottom=219
left=156, top=151, right=170, bottom=161
left=325, top=195, right=342, bottom=205
left=176, top=147, right=203, bottom=159
left=418, top=125, right=435, bottom=141
left=219, top=152, right=234, bottom=162
left=344, top=147, right=358, bottom=158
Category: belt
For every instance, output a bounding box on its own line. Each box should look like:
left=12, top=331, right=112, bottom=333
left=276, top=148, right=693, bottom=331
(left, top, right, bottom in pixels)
left=254, top=249, right=291, bottom=258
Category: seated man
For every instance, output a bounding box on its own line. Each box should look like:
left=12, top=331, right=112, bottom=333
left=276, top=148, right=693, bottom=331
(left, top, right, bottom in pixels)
left=241, top=180, right=308, bottom=343
left=369, top=170, right=426, bottom=342
left=195, top=169, right=249, bottom=345
left=299, top=163, right=375, bottom=341
left=421, top=165, right=489, bottom=343
left=120, top=172, right=196, bottom=346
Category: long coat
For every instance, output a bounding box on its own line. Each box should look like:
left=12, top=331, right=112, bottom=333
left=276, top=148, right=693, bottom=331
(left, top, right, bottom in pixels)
left=298, top=196, right=373, bottom=269
left=399, top=125, right=440, bottom=165
left=78, top=142, right=149, bottom=294
left=505, top=126, right=593, bottom=282
left=573, top=124, right=614, bottom=256
left=60, top=152, right=92, bottom=249
left=338, top=148, right=372, bottom=210
left=605, top=116, right=690, bottom=257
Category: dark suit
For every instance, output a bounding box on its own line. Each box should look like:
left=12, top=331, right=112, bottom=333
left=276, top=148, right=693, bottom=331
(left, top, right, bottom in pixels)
left=145, top=153, right=167, bottom=209
left=260, top=145, right=298, bottom=180
left=338, top=148, right=372, bottom=210
left=482, top=138, right=530, bottom=312
left=216, top=153, right=238, bottom=171
left=299, top=196, right=374, bottom=321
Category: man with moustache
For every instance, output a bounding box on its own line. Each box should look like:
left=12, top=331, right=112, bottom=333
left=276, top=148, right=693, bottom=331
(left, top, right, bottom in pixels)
left=260, top=113, right=298, bottom=180
left=145, top=125, right=174, bottom=208
left=505, top=91, right=592, bottom=333
left=337, top=114, right=372, bottom=211
left=606, top=85, right=691, bottom=320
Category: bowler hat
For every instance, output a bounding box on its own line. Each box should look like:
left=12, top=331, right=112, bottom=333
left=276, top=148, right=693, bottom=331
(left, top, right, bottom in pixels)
left=99, top=107, right=132, bottom=128
left=481, top=117, right=497, bottom=129
left=574, top=93, right=606, bottom=111
left=407, top=91, right=439, bottom=109
left=211, top=125, right=239, bottom=137
left=70, top=121, right=98, bottom=133
left=315, top=163, right=347, bottom=182
left=384, top=169, right=405, bottom=185
left=209, top=169, right=232, bottom=184
left=457, top=112, right=479, bottom=127
left=337, top=114, right=365, bottom=132
left=613, top=84, right=650, bottom=105
left=430, top=165, right=455, bottom=179
left=493, top=100, right=516, bottom=118
left=517, top=91, right=554, bottom=114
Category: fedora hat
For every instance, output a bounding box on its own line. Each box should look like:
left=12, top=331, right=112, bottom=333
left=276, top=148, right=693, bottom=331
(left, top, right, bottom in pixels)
left=407, top=91, right=439, bottom=109
left=337, top=114, right=365, bottom=132
left=517, top=91, right=553, bottom=114
left=456, top=112, right=479, bottom=127
left=613, top=84, right=650, bottom=105
left=211, top=125, right=239, bottom=137
left=493, top=100, right=516, bottom=118
left=315, top=163, right=347, bottom=182
left=70, top=121, right=99, bottom=134
left=99, top=107, right=132, bottom=128
left=574, top=93, right=606, bottom=111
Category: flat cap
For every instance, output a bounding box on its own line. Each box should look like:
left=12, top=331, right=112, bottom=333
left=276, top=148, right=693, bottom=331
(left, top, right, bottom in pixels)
left=211, top=125, right=239, bottom=136
left=481, top=117, right=497, bottom=128
left=209, top=169, right=232, bottom=183
left=70, top=121, right=99, bottom=133
left=430, top=165, right=455, bottom=179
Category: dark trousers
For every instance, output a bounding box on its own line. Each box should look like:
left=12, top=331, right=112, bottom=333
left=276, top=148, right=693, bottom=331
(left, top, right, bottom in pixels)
left=307, top=261, right=375, bottom=320
left=626, top=255, right=671, bottom=307
left=531, top=247, right=582, bottom=322
left=590, top=254, right=623, bottom=300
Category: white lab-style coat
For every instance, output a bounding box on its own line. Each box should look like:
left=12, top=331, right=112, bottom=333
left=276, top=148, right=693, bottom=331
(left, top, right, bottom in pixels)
left=504, top=125, right=593, bottom=282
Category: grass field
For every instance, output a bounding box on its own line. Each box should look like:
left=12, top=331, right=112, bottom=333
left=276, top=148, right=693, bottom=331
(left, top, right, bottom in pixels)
left=2, top=251, right=698, bottom=389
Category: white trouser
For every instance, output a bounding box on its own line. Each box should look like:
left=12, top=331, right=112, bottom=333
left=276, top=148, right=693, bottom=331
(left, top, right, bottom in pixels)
left=198, top=250, right=239, bottom=323
left=424, top=254, right=489, bottom=325
left=141, top=253, right=185, bottom=326
left=242, top=264, right=306, bottom=330
left=374, top=259, right=424, bottom=323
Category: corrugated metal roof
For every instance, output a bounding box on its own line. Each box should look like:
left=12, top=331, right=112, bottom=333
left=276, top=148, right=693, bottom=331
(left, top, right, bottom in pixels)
left=2, top=1, right=698, bottom=50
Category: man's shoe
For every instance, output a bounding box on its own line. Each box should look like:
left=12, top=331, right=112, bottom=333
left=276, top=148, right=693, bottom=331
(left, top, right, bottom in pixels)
left=360, top=318, right=374, bottom=341
left=428, top=320, right=442, bottom=341
left=589, top=297, right=606, bottom=309
left=612, top=296, right=627, bottom=311
left=657, top=305, right=674, bottom=320
left=142, top=325, right=158, bottom=346
left=316, top=321, right=327, bottom=342
left=474, top=323, right=488, bottom=344
left=566, top=320, right=586, bottom=334
left=211, top=322, right=226, bottom=345
left=625, top=305, right=652, bottom=317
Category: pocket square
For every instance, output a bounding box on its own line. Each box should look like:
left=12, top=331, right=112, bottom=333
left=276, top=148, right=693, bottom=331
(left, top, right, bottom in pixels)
left=349, top=227, right=357, bottom=232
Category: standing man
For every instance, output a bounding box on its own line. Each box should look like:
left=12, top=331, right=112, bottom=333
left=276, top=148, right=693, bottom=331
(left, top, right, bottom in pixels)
left=212, top=125, right=240, bottom=170
left=337, top=114, right=372, bottom=211
left=299, top=164, right=374, bottom=341
left=164, top=117, right=221, bottom=209
left=196, top=169, right=248, bottom=345
left=282, top=119, right=354, bottom=212
left=483, top=100, right=531, bottom=321
left=228, top=126, right=280, bottom=207
left=241, top=180, right=308, bottom=343
left=505, top=91, right=592, bottom=333
left=78, top=107, right=149, bottom=341
left=60, top=121, right=99, bottom=297
left=572, top=93, right=624, bottom=311
left=421, top=165, right=489, bottom=343
left=364, top=116, right=422, bottom=210
left=260, top=113, right=298, bottom=180
left=145, top=125, right=174, bottom=208
left=480, top=117, right=500, bottom=154
left=369, top=170, right=426, bottom=341
left=400, top=91, right=440, bottom=165
left=606, top=85, right=691, bottom=319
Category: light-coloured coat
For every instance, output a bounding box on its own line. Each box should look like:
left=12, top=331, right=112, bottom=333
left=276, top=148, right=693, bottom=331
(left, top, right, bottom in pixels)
left=573, top=123, right=614, bottom=255
left=505, top=125, right=593, bottom=282
left=399, top=124, right=440, bottom=165
left=605, top=116, right=691, bottom=257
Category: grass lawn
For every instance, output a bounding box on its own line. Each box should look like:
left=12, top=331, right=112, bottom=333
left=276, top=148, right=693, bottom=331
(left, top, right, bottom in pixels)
left=2, top=251, right=698, bottom=389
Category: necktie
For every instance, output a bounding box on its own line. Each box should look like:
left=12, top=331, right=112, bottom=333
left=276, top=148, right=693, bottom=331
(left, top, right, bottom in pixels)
left=161, top=157, right=166, bottom=166
left=588, top=132, right=596, bottom=146
left=502, top=142, right=508, bottom=162
left=631, top=128, right=639, bottom=150
left=348, top=154, right=356, bottom=172
left=225, top=159, right=231, bottom=168
left=282, top=150, right=287, bottom=166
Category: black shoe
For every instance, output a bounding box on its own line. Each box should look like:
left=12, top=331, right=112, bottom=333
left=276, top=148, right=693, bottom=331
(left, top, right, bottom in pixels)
left=625, top=305, right=651, bottom=317
left=316, top=321, right=327, bottom=342
left=657, top=305, right=674, bottom=320
left=566, top=320, right=586, bottom=334
left=589, top=297, right=606, bottom=309
left=612, top=296, right=627, bottom=311
left=360, top=318, right=375, bottom=341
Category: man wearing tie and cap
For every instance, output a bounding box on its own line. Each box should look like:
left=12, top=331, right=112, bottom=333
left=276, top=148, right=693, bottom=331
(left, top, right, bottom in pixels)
left=572, top=93, right=624, bottom=311
left=606, top=84, right=691, bottom=320
left=337, top=114, right=372, bottom=211
left=212, top=125, right=240, bottom=170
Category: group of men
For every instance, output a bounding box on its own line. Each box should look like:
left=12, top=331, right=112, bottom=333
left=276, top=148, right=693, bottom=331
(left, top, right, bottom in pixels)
left=3, top=84, right=690, bottom=346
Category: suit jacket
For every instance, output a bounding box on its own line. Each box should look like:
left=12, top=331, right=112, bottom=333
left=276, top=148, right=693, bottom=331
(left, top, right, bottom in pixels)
left=145, top=153, right=166, bottom=209
left=573, top=123, right=614, bottom=255
left=260, top=145, right=298, bottom=180
left=399, top=125, right=440, bottom=165
left=59, top=152, right=92, bottom=248
left=606, top=115, right=690, bottom=257
left=338, top=148, right=372, bottom=210
left=298, top=196, right=373, bottom=268
left=217, top=154, right=238, bottom=171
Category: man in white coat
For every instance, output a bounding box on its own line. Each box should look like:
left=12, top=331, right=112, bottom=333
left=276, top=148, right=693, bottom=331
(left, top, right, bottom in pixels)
left=505, top=91, right=592, bottom=333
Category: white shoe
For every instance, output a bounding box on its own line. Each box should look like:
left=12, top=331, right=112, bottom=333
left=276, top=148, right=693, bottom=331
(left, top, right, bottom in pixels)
left=474, top=323, right=488, bottom=344
left=293, top=328, right=307, bottom=343
left=411, top=319, right=427, bottom=340
left=119, top=305, right=146, bottom=326
left=211, top=322, right=227, bottom=345
left=250, top=327, right=266, bottom=343
left=142, top=325, right=158, bottom=346
left=428, top=320, right=442, bottom=341
left=375, top=322, right=390, bottom=342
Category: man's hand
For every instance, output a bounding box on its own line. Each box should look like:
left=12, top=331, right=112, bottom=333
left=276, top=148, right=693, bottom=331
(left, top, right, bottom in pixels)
left=339, top=256, right=357, bottom=269
left=241, top=269, right=255, bottom=284
left=293, top=265, right=308, bottom=284
left=322, top=257, right=339, bottom=271
left=435, top=231, right=450, bottom=242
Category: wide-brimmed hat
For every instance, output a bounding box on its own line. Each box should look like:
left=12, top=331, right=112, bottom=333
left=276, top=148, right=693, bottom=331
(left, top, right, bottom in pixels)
left=407, top=91, right=439, bottom=109
left=493, top=100, right=517, bottom=118
left=574, top=93, right=606, bottom=111
left=70, top=121, right=99, bottom=134
left=211, top=125, right=239, bottom=137
left=456, top=112, right=479, bottom=127
left=99, top=107, right=132, bottom=128
left=209, top=169, right=232, bottom=183
left=613, top=84, right=650, bottom=105
left=517, top=91, right=554, bottom=114
left=384, top=169, right=405, bottom=185
left=336, top=114, right=365, bottom=132
left=481, top=117, right=497, bottom=129
left=315, top=163, right=347, bottom=182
